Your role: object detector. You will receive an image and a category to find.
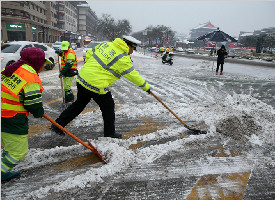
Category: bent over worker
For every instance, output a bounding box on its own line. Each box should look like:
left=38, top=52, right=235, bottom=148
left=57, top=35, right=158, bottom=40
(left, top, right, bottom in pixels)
left=1, top=47, right=52, bottom=181
left=50, top=36, right=150, bottom=139
left=56, top=41, right=78, bottom=103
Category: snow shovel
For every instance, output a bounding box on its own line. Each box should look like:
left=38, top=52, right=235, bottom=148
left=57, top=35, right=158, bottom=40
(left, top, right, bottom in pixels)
left=43, top=114, right=107, bottom=164
left=57, top=54, right=66, bottom=108
left=150, top=91, right=207, bottom=135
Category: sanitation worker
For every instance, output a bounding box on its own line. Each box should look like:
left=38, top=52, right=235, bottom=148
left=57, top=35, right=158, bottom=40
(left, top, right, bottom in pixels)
left=1, top=47, right=52, bottom=181
left=55, top=41, right=78, bottom=103
left=159, top=46, right=165, bottom=56
left=50, top=36, right=150, bottom=139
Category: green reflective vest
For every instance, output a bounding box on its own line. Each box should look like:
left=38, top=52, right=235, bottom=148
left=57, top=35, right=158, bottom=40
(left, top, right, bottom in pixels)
left=76, top=38, right=150, bottom=94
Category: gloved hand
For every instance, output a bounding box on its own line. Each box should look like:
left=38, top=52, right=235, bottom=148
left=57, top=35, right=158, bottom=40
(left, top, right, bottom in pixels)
left=55, top=49, right=63, bottom=56
left=146, top=89, right=151, bottom=94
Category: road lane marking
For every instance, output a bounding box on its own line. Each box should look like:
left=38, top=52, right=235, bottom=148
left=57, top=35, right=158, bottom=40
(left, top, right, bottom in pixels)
left=186, top=147, right=251, bottom=200
left=186, top=172, right=251, bottom=200
left=51, top=154, right=102, bottom=171
left=122, top=117, right=164, bottom=139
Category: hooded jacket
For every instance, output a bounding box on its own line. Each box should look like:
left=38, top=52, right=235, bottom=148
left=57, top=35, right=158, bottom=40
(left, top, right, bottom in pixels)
left=76, top=38, right=150, bottom=94
left=217, top=45, right=228, bottom=64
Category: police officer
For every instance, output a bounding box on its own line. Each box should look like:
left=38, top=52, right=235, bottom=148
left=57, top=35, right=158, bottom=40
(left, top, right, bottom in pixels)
left=56, top=41, right=78, bottom=103
left=1, top=47, right=52, bottom=181
left=50, top=36, right=150, bottom=139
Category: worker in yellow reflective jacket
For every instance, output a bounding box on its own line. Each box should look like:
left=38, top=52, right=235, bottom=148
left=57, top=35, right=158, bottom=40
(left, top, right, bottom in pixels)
left=56, top=41, right=78, bottom=103
left=1, top=47, right=52, bottom=181
left=50, top=36, right=150, bottom=139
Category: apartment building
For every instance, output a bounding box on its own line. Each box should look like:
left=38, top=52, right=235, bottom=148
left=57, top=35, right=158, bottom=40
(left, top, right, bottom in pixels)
left=1, top=1, right=98, bottom=44
left=55, top=1, right=79, bottom=42
left=77, top=4, right=98, bottom=40
left=1, top=1, right=61, bottom=42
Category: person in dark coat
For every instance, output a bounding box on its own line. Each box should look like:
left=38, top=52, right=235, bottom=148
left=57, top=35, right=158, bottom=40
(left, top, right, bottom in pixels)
left=216, top=45, right=228, bottom=75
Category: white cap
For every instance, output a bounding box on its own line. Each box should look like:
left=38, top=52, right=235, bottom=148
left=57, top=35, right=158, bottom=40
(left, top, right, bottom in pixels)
left=122, top=35, right=141, bottom=47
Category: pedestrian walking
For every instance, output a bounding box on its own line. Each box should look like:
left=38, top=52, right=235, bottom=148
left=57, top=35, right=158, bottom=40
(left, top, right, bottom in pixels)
left=50, top=36, right=150, bottom=139
left=216, top=45, right=228, bottom=75
left=55, top=41, right=78, bottom=103
left=1, top=47, right=52, bottom=181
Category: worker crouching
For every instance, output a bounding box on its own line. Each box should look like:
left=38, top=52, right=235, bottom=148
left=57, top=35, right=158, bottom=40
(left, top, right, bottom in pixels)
left=1, top=47, right=52, bottom=181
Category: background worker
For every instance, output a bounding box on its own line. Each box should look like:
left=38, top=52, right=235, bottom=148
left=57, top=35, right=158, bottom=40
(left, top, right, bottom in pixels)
left=50, top=36, right=150, bottom=139
left=1, top=47, right=52, bottom=181
left=216, top=45, right=228, bottom=75
left=55, top=41, right=78, bottom=103
left=159, top=46, right=165, bottom=56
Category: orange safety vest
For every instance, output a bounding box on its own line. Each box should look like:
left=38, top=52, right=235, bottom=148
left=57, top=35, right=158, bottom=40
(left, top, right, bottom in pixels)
left=1, top=66, right=44, bottom=118
left=61, top=48, right=77, bottom=70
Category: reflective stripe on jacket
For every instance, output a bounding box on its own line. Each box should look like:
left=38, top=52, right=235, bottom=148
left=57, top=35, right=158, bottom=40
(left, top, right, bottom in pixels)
left=76, top=38, right=150, bottom=94
left=61, top=48, right=77, bottom=69
left=1, top=64, right=43, bottom=118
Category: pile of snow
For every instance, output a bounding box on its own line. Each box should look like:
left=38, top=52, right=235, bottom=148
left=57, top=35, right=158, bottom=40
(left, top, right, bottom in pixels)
left=25, top=92, right=275, bottom=198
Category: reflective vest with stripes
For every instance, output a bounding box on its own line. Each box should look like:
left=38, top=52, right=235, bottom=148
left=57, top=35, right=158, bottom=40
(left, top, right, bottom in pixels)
left=1, top=64, right=43, bottom=118
left=61, top=48, right=77, bottom=69
left=76, top=38, right=149, bottom=94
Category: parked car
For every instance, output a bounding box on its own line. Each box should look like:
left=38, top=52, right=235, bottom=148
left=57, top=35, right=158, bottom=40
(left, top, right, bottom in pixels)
left=175, top=47, right=184, bottom=52
left=52, top=41, right=62, bottom=50
left=71, top=43, right=77, bottom=50
left=185, top=48, right=195, bottom=54
left=83, top=41, right=104, bottom=62
left=1, top=41, right=57, bottom=70
left=227, top=50, right=237, bottom=58
left=149, top=47, right=159, bottom=52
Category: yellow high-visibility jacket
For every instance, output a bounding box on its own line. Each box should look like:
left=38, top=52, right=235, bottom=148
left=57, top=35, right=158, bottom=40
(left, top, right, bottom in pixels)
left=76, top=38, right=150, bottom=94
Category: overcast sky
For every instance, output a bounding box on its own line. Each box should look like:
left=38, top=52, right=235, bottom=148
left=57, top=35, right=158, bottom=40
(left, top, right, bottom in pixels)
left=88, top=0, right=275, bottom=37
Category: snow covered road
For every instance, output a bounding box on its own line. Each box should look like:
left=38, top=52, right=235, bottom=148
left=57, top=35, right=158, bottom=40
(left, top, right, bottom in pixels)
left=1, top=51, right=275, bottom=199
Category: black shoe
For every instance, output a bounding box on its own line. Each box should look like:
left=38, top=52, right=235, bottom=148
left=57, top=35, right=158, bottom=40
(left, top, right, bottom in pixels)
left=50, top=124, right=65, bottom=136
left=105, top=133, right=122, bottom=139
left=111, top=133, right=122, bottom=139
left=1, top=171, right=20, bottom=182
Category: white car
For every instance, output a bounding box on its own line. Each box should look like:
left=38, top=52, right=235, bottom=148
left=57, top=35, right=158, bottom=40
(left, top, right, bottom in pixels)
left=71, top=43, right=77, bottom=50
left=52, top=41, right=62, bottom=50
left=185, top=48, right=195, bottom=54
left=83, top=41, right=104, bottom=63
left=1, top=41, right=57, bottom=70
left=176, top=47, right=184, bottom=52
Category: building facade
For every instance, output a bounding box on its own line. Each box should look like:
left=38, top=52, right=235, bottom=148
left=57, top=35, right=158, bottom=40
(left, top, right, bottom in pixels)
left=1, top=1, right=98, bottom=44
left=1, top=1, right=61, bottom=42
left=77, top=4, right=98, bottom=41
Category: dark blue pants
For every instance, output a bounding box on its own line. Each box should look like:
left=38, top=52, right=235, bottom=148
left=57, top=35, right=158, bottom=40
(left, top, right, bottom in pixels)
left=55, top=82, right=115, bottom=137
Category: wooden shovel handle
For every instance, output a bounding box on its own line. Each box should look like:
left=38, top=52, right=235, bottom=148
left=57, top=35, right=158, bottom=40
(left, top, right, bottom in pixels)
left=150, top=91, right=186, bottom=126
left=43, top=114, right=107, bottom=163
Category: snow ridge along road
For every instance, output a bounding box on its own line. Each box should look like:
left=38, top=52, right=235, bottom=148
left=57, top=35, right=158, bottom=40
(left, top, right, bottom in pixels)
left=1, top=50, right=275, bottom=199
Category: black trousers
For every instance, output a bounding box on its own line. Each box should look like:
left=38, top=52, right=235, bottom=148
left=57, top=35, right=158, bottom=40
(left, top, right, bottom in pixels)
left=55, top=82, right=115, bottom=137
left=216, top=62, right=224, bottom=73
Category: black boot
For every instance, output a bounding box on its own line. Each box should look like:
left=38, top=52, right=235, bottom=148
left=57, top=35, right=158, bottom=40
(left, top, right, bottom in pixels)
left=105, top=133, right=122, bottom=139
left=112, top=133, right=122, bottom=139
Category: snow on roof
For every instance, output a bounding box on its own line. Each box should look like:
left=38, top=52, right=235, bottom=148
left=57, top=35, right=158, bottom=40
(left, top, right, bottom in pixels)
left=240, top=32, right=254, bottom=37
